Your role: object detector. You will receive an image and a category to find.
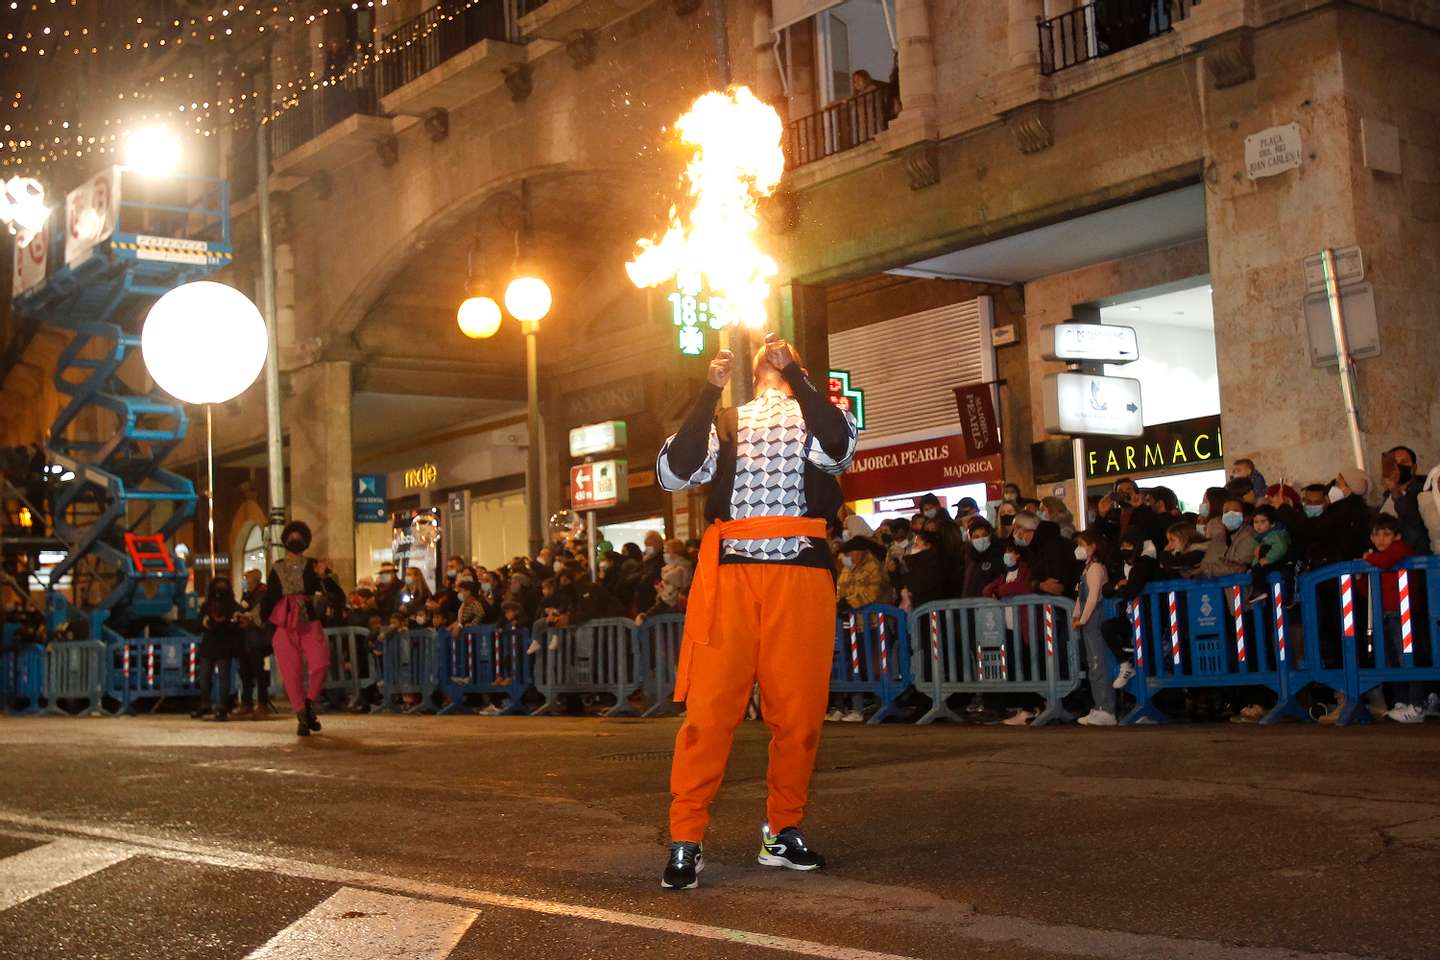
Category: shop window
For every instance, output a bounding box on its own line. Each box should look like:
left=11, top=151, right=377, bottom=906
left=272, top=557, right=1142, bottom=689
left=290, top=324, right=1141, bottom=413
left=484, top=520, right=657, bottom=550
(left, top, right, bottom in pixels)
left=470, top=492, right=528, bottom=569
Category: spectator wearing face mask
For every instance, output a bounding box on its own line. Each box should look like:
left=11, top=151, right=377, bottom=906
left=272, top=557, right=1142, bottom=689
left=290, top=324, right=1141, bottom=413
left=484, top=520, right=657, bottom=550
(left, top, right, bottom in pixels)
left=1101, top=527, right=1158, bottom=689
left=1011, top=511, right=1076, bottom=597
left=1094, top=477, right=1143, bottom=544
left=632, top=531, right=666, bottom=613
left=837, top=537, right=889, bottom=610
left=661, top=538, right=694, bottom=592
left=1198, top=497, right=1258, bottom=578
left=961, top=518, right=1005, bottom=597
left=374, top=561, right=401, bottom=617
left=1419, top=467, right=1440, bottom=555
left=1379, top=446, right=1429, bottom=554
left=897, top=528, right=947, bottom=609
left=1129, top=485, right=1179, bottom=548
left=1308, top=470, right=1373, bottom=565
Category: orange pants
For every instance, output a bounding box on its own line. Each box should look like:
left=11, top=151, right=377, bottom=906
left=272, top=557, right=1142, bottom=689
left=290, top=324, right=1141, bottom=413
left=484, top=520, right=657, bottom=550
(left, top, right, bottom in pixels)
left=669, top=563, right=836, bottom=842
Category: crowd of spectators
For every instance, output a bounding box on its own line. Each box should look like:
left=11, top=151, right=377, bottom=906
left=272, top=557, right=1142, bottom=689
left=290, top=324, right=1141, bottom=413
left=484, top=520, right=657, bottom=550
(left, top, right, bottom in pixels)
left=307, top=445, right=1440, bottom=725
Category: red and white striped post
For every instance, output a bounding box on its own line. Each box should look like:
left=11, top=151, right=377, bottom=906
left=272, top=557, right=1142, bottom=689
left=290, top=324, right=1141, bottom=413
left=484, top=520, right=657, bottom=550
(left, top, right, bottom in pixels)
left=1043, top=605, right=1055, bottom=664
left=877, top=615, right=889, bottom=675
left=1340, top=573, right=1356, bottom=650
left=929, top=610, right=940, bottom=678
left=1272, top=581, right=1287, bottom=663
left=145, top=643, right=156, bottom=689
left=1398, top=570, right=1413, bottom=660
left=1230, top=587, right=1247, bottom=665
left=1167, top=591, right=1181, bottom=668
left=188, top=641, right=197, bottom=685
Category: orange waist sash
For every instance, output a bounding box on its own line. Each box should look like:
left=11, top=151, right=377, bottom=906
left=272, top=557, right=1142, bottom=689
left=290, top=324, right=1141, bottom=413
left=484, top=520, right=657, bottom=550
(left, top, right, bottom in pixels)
left=682, top=516, right=829, bottom=649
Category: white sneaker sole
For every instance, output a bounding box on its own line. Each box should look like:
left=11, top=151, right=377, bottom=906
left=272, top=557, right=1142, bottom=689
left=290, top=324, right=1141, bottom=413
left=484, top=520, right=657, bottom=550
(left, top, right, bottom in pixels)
left=757, top=853, right=823, bottom=871
left=660, top=859, right=704, bottom=890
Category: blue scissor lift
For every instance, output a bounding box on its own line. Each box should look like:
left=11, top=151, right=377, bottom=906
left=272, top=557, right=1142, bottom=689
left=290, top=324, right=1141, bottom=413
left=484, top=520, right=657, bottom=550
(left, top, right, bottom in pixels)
left=11, top=171, right=233, bottom=647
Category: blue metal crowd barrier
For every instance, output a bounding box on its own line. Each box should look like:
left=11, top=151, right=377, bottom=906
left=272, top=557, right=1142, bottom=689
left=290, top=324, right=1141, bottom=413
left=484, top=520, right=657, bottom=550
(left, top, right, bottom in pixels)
left=374, top=628, right=441, bottom=714
left=44, top=640, right=106, bottom=716
left=639, top=613, right=684, bottom=718
left=103, top=634, right=210, bottom=715
left=437, top=624, right=533, bottom=716
left=1294, top=557, right=1440, bottom=725
left=1118, top=572, right=1307, bottom=725
left=911, top=595, right=1081, bottom=726
left=315, top=626, right=376, bottom=710
left=533, top=617, right=645, bottom=717
left=1, top=624, right=44, bottom=716
left=833, top=604, right=912, bottom=723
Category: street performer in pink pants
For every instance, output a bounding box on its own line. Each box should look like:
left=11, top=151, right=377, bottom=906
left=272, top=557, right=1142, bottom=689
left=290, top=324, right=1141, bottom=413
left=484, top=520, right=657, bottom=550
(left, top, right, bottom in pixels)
left=261, top=521, right=345, bottom=737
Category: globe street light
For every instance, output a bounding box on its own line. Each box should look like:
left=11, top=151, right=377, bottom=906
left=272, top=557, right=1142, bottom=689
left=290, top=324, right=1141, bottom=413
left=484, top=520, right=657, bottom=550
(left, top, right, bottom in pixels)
left=503, top=276, right=552, bottom=325
left=457, top=294, right=502, bottom=340
left=142, top=280, right=268, bottom=579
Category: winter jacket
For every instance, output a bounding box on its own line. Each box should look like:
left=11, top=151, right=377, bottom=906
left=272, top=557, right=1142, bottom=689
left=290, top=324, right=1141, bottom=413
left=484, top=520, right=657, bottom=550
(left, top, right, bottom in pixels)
left=1380, top=476, right=1429, bottom=555
left=1025, top=520, right=1079, bottom=595
left=1253, top=526, right=1292, bottom=567
left=838, top=552, right=889, bottom=609
left=1420, top=466, right=1440, bottom=555
left=1105, top=553, right=1158, bottom=603
left=1306, top=494, right=1372, bottom=566
left=961, top=542, right=1006, bottom=598
left=1198, top=519, right=1259, bottom=578
left=899, top=548, right=948, bottom=608
left=1363, top=541, right=1415, bottom=613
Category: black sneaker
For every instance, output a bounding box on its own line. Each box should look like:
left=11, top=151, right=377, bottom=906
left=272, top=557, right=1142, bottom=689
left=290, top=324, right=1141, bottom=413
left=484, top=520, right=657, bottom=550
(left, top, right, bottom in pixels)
left=304, top=700, right=322, bottom=732
left=660, top=841, right=704, bottom=891
left=758, top=824, right=826, bottom=871
left=296, top=714, right=311, bottom=737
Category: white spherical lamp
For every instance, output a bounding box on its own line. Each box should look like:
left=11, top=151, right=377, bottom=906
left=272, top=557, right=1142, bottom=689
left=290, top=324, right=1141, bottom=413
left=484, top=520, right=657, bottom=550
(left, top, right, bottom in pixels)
left=141, top=281, right=267, bottom=405
left=457, top=295, right=502, bottom=339
left=504, top=276, right=552, bottom=324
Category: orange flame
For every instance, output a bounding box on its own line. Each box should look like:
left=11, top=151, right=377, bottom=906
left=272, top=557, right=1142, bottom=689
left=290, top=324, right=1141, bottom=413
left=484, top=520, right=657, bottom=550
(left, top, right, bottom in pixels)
left=625, top=87, right=784, bottom=330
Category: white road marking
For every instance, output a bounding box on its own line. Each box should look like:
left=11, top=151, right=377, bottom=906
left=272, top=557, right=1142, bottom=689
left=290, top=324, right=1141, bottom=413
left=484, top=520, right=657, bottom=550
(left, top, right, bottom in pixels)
left=0, top=810, right=1381, bottom=960
left=245, top=887, right=477, bottom=960
left=0, top=838, right=132, bottom=912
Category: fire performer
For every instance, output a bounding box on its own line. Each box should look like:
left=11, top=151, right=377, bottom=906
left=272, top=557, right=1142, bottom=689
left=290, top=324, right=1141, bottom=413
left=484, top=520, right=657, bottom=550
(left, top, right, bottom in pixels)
left=657, top=333, right=857, bottom=890
left=260, top=521, right=344, bottom=738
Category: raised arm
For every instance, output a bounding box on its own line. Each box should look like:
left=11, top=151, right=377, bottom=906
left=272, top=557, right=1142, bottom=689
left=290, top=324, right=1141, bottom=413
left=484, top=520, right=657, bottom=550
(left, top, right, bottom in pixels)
left=657, top=351, right=729, bottom=491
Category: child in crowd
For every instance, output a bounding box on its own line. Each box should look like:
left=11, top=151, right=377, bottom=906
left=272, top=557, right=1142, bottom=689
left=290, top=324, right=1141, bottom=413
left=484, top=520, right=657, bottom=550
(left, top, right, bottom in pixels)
left=1072, top=530, right=1116, bottom=726
left=451, top=578, right=485, bottom=636
left=1248, top=504, right=1292, bottom=602
left=1102, top=527, right=1158, bottom=690
left=1160, top=522, right=1206, bottom=578
left=987, top=542, right=1042, bottom=727
left=1363, top=515, right=1422, bottom=723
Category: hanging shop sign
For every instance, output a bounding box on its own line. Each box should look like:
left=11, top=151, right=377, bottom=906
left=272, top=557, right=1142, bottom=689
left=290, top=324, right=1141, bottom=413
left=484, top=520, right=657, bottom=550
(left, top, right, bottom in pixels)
left=1042, top=323, right=1138, bottom=363
left=1042, top=372, right=1144, bottom=438
left=952, top=384, right=1000, bottom=459
left=64, top=166, right=119, bottom=267
left=1083, top=415, right=1224, bottom=479
left=664, top=272, right=731, bottom=357
left=1244, top=122, right=1302, bottom=180
left=572, top=459, right=629, bottom=511
left=840, top=434, right=1001, bottom=501
left=826, top=370, right=865, bottom=429
left=568, top=420, right=628, bottom=458
left=12, top=213, right=48, bottom=296
left=354, top=474, right=388, bottom=523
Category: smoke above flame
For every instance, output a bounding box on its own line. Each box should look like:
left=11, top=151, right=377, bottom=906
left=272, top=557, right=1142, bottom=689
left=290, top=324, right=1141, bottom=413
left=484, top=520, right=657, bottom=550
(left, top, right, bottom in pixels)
left=625, top=86, right=784, bottom=330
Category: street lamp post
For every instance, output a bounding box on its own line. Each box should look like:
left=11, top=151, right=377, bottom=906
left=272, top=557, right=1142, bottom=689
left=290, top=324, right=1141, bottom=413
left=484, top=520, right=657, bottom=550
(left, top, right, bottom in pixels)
left=463, top=271, right=553, bottom=558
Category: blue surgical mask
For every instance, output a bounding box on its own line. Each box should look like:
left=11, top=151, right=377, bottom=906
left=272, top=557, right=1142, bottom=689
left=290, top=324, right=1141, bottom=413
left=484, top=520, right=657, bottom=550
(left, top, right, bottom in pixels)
left=1003, top=553, right=1017, bottom=569
left=1303, top=503, right=1324, bottom=518
left=1222, top=511, right=1243, bottom=531
left=1197, top=502, right=1210, bottom=519
left=971, top=536, right=991, bottom=553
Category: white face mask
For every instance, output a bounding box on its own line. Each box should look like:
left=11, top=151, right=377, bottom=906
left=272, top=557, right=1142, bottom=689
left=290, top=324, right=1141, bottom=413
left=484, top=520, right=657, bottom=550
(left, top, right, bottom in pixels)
left=663, top=553, right=677, bottom=565
left=644, top=545, right=659, bottom=558
left=1328, top=485, right=1345, bottom=503
left=841, top=555, right=854, bottom=570
left=923, top=508, right=937, bottom=519
left=1074, top=545, right=1089, bottom=561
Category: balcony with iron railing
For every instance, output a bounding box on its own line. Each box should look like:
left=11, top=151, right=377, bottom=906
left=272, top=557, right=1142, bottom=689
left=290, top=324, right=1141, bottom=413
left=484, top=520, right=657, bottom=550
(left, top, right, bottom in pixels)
left=268, top=65, right=383, bottom=161
left=1038, top=0, right=1196, bottom=76
left=377, top=0, right=524, bottom=112
left=784, top=86, right=897, bottom=169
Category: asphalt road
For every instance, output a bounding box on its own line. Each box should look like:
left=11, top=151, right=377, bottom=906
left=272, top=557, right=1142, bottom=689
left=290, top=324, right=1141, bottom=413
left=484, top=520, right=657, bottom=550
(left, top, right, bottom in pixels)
left=1, top=713, right=1437, bottom=960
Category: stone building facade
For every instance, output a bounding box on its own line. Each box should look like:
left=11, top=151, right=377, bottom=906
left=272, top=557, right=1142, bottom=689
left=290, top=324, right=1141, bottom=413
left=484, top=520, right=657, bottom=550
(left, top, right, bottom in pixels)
left=2, top=0, right=1437, bottom=583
